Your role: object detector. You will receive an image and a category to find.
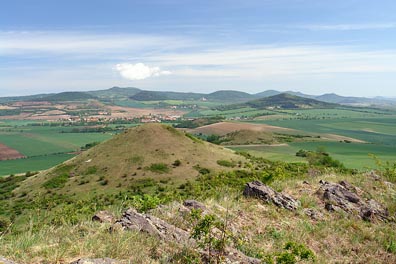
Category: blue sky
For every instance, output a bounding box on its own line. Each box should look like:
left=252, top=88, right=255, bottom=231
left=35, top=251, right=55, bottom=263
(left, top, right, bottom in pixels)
left=1, top=0, right=396, bottom=97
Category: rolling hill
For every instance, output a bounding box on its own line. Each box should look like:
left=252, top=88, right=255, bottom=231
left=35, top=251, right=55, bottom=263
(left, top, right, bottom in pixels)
left=88, top=86, right=141, bottom=100
left=1, top=87, right=395, bottom=107
left=16, top=124, right=245, bottom=197
left=36, top=91, right=98, bottom=102
left=219, top=93, right=338, bottom=110
left=130, top=90, right=254, bottom=102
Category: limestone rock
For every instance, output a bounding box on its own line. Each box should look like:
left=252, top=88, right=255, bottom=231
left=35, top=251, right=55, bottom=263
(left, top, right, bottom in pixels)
left=92, top=210, right=115, bottom=223
left=243, top=181, right=300, bottom=210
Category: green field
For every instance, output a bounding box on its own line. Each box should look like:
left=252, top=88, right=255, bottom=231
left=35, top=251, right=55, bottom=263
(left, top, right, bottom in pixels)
left=230, top=141, right=396, bottom=169
left=0, top=154, right=74, bottom=176
left=0, top=124, right=113, bottom=176
left=249, top=117, right=396, bottom=146
left=232, top=110, right=396, bottom=169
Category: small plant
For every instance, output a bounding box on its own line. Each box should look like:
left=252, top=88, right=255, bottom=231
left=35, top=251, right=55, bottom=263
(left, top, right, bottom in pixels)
left=0, top=215, right=11, bottom=233
left=217, top=160, right=236, bottom=168
left=84, top=166, right=98, bottom=175
left=189, top=209, right=231, bottom=263
left=371, top=154, right=396, bottom=183
left=147, top=163, right=170, bottom=173
left=125, top=194, right=161, bottom=212
left=265, top=241, right=315, bottom=264
left=100, top=179, right=109, bottom=186
left=172, top=159, right=181, bottom=167
left=42, top=174, right=69, bottom=189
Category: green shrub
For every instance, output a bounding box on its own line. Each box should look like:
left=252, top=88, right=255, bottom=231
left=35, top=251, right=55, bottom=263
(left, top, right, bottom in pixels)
left=0, top=215, right=11, bottom=232
left=125, top=194, right=161, bottom=212
left=147, top=163, right=170, bottom=173
left=43, top=174, right=69, bottom=189
left=172, top=159, right=181, bottom=167
left=217, top=160, right=236, bottom=168
left=84, top=166, right=98, bottom=175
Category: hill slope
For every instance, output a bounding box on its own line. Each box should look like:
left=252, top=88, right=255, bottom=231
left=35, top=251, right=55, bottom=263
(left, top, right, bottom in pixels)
left=17, top=124, right=245, bottom=196
left=245, top=93, right=337, bottom=109
left=36, top=91, right=97, bottom=102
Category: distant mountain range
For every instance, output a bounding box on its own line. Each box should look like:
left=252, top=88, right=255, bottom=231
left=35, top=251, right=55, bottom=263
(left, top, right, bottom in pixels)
left=1, top=86, right=395, bottom=107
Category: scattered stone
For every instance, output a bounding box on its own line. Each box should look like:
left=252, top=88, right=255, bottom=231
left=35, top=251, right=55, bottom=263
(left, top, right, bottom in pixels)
left=243, top=181, right=300, bottom=211
left=0, top=257, right=17, bottom=264
left=360, top=199, right=389, bottom=222
left=366, top=170, right=381, bottom=181
left=92, top=210, right=116, bottom=223
left=183, top=199, right=207, bottom=211
left=303, top=208, right=324, bottom=221
left=317, top=180, right=389, bottom=222
left=112, top=208, right=191, bottom=242
left=70, top=258, right=119, bottom=264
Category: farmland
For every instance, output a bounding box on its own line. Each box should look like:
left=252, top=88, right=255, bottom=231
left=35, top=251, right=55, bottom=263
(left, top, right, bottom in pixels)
left=0, top=121, right=113, bottom=176
left=231, top=114, right=396, bottom=169
left=187, top=106, right=396, bottom=170
left=1, top=90, right=396, bottom=175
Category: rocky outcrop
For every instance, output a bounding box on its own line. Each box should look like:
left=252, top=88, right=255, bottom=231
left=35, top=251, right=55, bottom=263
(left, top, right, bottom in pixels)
left=112, top=208, right=261, bottom=263
left=112, top=208, right=191, bottom=242
left=303, top=208, right=324, bottom=221
left=92, top=210, right=115, bottom=223
left=0, top=257, right=17, bottom=264
left=243, top=181, right=300, bottom=210
left=317, top=180, right=389, bottom=222
left=70, top=258, right=119, bottom=264
left=183, top=200, right=207, bottom=211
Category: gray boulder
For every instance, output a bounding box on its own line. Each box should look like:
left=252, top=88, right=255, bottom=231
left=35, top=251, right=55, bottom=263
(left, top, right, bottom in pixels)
left=183, top=199, right=207, bottom=211
left=317, top=180, right=389, bottom=222
left=92, top=210, right=116, bottom=223
left=112, top=208, right=190, bottom=242
left=243, top=181, right=300, bottom=210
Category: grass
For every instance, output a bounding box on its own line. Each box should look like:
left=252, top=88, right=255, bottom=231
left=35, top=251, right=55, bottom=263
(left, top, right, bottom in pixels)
left=0, top=148, right=395, bottom=263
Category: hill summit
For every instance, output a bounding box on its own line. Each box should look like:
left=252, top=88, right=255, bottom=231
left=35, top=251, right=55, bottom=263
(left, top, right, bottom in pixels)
left=18, top=124, right=245, bottom=195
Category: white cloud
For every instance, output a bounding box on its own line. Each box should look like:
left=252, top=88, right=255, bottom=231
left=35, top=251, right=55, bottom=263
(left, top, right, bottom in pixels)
left=115, top=63, right=171, bottom=80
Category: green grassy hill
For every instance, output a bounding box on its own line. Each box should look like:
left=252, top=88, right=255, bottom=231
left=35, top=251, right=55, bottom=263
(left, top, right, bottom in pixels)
left=16, top=124, right=245, bottom=197
left=245, top=93, right=337, bottom=109
left=88, top=87, right=141, bottom=100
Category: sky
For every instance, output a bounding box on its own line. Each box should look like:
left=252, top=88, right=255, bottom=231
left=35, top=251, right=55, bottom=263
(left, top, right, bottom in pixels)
left=1, top=0, right=396, bottom=97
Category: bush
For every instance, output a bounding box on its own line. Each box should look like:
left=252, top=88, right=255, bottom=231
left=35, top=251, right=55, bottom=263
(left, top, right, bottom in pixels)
left=0, top=215, right=11, bottom=233
left=217, top=160, right=236, bottom=168
left=172, top=160, right=181, bottom=167
left=43, top=174, right=69, bottom=189
left=147, top=163, right=170, bottom=173
left=125, top=194, right=161, bottom=212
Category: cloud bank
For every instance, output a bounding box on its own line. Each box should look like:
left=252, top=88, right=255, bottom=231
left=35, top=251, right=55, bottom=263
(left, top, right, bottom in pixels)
left=116, top=63, right=171, bottom=80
